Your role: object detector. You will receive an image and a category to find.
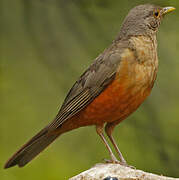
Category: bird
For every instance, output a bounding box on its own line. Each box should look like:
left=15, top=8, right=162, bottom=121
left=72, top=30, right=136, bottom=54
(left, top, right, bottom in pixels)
left=4, top=4, right=175, bottom=169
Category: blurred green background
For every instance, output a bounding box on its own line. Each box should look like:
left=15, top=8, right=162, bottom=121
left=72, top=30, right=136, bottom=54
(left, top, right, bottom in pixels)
left=1, top=0, right=179, bottom=179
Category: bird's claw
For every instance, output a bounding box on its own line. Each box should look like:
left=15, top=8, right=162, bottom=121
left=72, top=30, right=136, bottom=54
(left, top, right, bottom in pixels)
left=104, top=158, right=135, bottom=169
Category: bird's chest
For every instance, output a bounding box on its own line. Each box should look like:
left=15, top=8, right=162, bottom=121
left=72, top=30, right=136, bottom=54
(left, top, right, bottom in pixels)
left=117, top=37, right=157, bottom=98
left=106, top=36, right=158, bottom=120
left=123, top=35, right=158, bottom=90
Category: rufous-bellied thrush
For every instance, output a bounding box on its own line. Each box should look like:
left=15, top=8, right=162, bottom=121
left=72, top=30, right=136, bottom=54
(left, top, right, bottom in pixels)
left=4, top=4, right=175, bottom=168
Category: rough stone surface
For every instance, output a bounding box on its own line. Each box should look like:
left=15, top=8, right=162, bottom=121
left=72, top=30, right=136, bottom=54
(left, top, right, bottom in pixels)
left=69, top=163, right=179, bottom=180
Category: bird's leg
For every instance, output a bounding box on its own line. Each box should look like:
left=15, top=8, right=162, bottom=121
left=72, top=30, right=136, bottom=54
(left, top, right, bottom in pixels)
left=105, top=122, right=127, bottom=166
left=96, top=124, right=119, bottom=163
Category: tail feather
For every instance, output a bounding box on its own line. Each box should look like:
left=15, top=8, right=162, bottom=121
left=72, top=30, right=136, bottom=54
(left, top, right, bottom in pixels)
left=4, top=127, right=59, bottom=169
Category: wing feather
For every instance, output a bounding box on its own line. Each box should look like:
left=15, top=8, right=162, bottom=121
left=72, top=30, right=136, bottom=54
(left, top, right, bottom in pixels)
left=48, top=41, right=129, bottom=131
left=48, top=75, right=115, bottom=130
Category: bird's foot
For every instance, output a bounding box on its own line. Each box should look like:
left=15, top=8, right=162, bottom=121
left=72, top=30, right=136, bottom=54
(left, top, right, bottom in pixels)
left=104, top=158, right=135, bottom=169
left=104, top=158, right=120, bottom=164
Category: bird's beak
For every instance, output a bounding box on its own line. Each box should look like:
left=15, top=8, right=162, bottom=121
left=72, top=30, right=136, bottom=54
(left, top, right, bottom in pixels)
left=161, top=7, right=176, bottom=16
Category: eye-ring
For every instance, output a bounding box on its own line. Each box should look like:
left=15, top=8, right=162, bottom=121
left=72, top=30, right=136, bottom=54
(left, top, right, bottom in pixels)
left=153, top=9, right=160, bottom=18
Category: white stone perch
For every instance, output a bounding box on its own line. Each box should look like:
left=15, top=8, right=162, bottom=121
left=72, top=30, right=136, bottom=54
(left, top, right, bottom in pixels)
left=69, top=163, right=179, bottom=180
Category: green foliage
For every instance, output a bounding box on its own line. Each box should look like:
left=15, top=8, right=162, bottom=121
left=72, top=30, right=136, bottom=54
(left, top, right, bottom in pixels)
left=1, top=0, right=179, bottom=179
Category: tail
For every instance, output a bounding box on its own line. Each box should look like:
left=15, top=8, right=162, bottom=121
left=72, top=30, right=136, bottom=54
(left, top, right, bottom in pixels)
left=4, top=127, right=59, bottom=169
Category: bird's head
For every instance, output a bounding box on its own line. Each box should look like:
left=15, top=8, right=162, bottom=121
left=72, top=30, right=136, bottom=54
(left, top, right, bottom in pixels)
left=118, top=4, right=175, bottom=39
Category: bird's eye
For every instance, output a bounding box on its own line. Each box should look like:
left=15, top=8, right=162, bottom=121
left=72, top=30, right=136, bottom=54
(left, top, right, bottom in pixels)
left=153, top=10, right=160, bottom=18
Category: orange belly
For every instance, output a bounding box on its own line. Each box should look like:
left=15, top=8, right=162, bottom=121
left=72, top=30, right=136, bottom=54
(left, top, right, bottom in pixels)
left=60, top=61, right=156, bottom=133
left=78, top=77, right=151, bottom=126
